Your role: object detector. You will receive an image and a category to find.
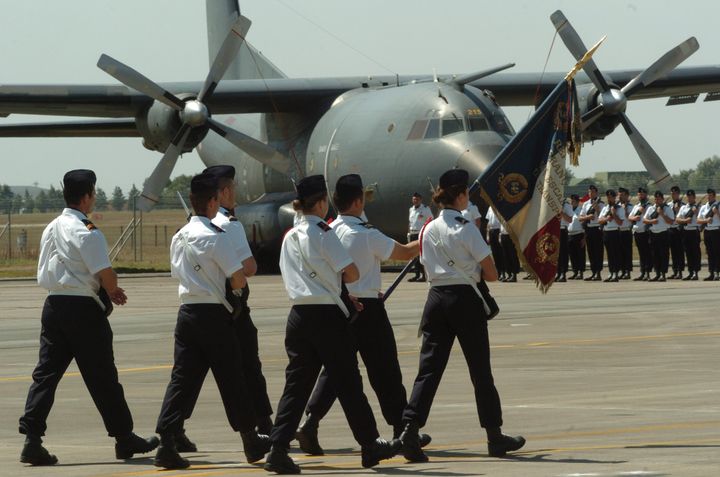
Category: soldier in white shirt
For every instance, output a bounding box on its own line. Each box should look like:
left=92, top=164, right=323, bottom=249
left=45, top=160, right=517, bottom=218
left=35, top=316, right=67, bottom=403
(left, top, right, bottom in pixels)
left=617, top=187, right=634, bottom=279
left=668, top=185, right=686, bottom=279
left=154, top=173, right=269, bottom=469
left=643, top=190, right=675, bottom=281
left=296, top=174, right=430, bottom=456
left=598, top=189, right=625, bottom=282
left=462, top=200, right=482, bottom=229
left=20, top=170, right=158, bottom=466
left=408, top=192, right=433, bottom=281
left=265, top=175, right=400, bottom=474
left=566, top=194, right=586, bottom=279
left=629, top=187, right=652, bottom=281
left=676, top=189, right=701, bottom=280
left=579, top=185, right=605, bottom=281
left=697, top=188, right=720, bottom=280
left=399, top=169, right=525, bottom=462
left=485, top=207, right=506, bottom=281
left=557, top=198, right=575, bottom=282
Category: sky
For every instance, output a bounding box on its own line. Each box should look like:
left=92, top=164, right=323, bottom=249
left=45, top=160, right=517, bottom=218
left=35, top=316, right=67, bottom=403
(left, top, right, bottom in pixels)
left=1, top=0, right=719, bottom=192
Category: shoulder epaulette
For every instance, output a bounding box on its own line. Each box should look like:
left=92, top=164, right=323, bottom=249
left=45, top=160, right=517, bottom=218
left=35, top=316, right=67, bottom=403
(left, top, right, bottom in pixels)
left=317, top=221, right=331, bottom=232
left=81, top=218, right=97, bottom=231
left=455, top=216, right=469, bottom=225
left=228, top=216, right=238, bottom=222
left=359, top=221, right=375, bottom=229
left=210, top=223, right=225, bottom=233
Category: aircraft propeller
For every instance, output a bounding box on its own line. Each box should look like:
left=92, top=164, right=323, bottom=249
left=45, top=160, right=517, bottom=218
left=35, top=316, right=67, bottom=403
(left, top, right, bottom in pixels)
left=97, top=15, right=284, bottom=211
left=551, top=10, right=698, bottom=188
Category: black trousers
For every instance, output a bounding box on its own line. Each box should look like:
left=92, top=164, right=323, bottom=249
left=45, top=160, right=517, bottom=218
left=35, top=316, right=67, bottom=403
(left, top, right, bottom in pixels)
left=603, top=230, right=621, bottom=274
left=500, top=234, right=520, bottom=274
left=705, top=228, right=720, bottom=273
left=668, top=228, right=685, bottom=273
left=634, top=232, right=653, bottom=274
left=585, top=226, right=604, bottom=274
left=683, top=228, right=701, bottom=272
left=403, top=285, right=502, bottom=429
left=156, top=304, right=256, bottom=435
left=619, top=230, right=633, bottom=273
left=270, top=305, right=379, bottom=448
left=649, top=231, right=670, bottom=275
left=488, top=229, right=505, bottom=276
left=181, top=311, right=273, bottom=426
left=306, top=299, right=407, bottom=430
left=558, top=228, right=569, bottom=274
left=568, top=232, right=586, bottom=272
left=19, top=296, right=133, bottom=437
left=408, top=233, right=426, bottom=278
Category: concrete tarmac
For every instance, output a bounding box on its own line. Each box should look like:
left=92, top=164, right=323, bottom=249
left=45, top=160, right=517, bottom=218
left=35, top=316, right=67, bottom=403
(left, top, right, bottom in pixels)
left=0, top=274, right=718, bottom=476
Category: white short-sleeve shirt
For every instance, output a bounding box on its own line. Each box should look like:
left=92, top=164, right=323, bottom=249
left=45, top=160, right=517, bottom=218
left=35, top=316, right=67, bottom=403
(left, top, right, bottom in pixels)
left=213, top=206, right=253, bottom=263
left=643, top=203, right=675, bottom=233
left=461, top=203, right=481, bottom=224
left=171, top=216, right=244, bottom=305
left=629, top=201, right=650, bottom=234
left=677, top=203, right=700, bottom=230
left=37, top=208, right=112, bottom=296
left=560, top=202, right=574, bottom=229
left=567, top=204, right=584, bottom=235
left=699, top=201, right=719, bottom=230
left=485, top=207, right=501, bottom=231
left=280, top=214, right=354, bottom=305
left=409, top=204, right=433, bottom=233
left=580, top=198, right=604, bottom=228
left=331, top=215, right=396, bottom=298
left=599, top=203, right=625, bottom=231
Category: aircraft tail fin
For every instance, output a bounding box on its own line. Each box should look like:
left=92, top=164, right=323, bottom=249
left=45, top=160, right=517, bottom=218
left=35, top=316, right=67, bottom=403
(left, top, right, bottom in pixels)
left=206, top=0, right=286, bottom=80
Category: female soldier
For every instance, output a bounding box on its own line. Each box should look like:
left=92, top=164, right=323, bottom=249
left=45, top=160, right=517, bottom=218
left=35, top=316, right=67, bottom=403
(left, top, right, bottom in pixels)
left=264, top=175, right=399, bottom=474
left=398, top=169, right=525, bottom=462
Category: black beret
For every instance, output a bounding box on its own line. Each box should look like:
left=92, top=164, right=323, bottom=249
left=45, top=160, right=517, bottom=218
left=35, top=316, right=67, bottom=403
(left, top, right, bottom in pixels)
left=63, top=169, right=96, bottom=196
left=335, top=174, right=363, bottom=199
left=570, top=194, right=580, bottom=201
left=412, top=192, right=422, bottom=198
left=686, top=189, right=696, bottom=196
left=605, top=189, right=617, bottom=197
left=190, top=172, right=219, bottom=195
left=654, top=190, right=664, bottom=198
left=670, top=185, right=680, bottom=193
left=618, top=187, right=629, bottom=194
left=708, top=188, right=716, bottom=194
left=439, top=169, right=469, bottom=189
left=588, top=184, right=598, bottom=191
left=638, top=187, right=648, bottom=193
left=203, top=165, right=235, bottom=180
left=296, top=174, right=327, bottom=199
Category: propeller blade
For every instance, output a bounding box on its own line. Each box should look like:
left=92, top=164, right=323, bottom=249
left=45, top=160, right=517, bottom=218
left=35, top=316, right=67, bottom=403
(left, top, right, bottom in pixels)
left=197, top=15, right=252, bottom=102
left=621, top=37, right=699, bottom=98
left=618, top=113, right=672, bottom=189
left=97, top=54, right=184, bottom=111
left=138, top=124, right=192, bottom=211
left=550, top=10, right=610, bottom=92
left=208, top=118, right=291, bottom=174
left=580, top=104, right=605, bottom=129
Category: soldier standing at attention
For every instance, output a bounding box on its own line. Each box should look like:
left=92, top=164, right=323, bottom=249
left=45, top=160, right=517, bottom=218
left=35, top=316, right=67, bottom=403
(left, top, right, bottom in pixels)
left=579, top=185, right=605, bottom=281
left=643, top=191, right=675, bottom=282
left=598, top=189, right=625, bottom=282
left=668, top=185, right=686, bottom=279
left=19, top=169, right=158, bottom=466
left=153, top=173, right=270, bottom=469
left=485, top=207, right=506, bottom=281
left=676, top=190, right=701, bottom=281
left=697, top=188, right=720, bottom=281
left=399, top=169, right=525, bottom=463
left=566, top=194, right=586, bottom=280
left=557, top=196, right=575, bottom=282
left=462, top=200, right=482, bottom=229
left=617, top=187, right=634, bottom=279
left=264, top=175, right=400, bottom=474
left=408, top=192, right=433, bottom=282
left=629, top=187, right=652, bottom=281
left=295, top=174, right=430, bottom=456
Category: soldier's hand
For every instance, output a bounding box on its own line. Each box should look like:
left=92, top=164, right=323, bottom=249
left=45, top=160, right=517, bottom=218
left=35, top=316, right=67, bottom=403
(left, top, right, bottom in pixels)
left=110, top=287, right=127, bottom=306
left=349, top=295, right=364, bottom=312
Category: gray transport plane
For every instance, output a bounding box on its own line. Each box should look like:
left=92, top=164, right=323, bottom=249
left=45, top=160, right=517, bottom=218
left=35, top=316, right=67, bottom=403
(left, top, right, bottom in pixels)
left=2, top=1, right=720, bottom=266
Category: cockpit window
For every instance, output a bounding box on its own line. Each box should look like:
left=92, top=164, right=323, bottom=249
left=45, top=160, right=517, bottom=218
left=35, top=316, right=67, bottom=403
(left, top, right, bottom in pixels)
left=490, top=113, right=515, bottom=136
left=424, top=119, right=440, bottom=139
left=442, top=117, right=464, bottom=136
left=467, top=115, right=489, bottom=131
left=407, top=119, right=429, bottom=140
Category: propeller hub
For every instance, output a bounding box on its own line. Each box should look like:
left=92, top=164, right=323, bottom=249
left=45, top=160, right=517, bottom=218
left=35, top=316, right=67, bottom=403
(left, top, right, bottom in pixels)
left=181, top=100, right=209, bottom=127
left=599, top=89, right=627, bottom=115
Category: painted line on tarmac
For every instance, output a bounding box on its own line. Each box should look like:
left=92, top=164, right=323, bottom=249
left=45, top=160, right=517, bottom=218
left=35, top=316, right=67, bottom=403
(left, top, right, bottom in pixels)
left=3, top=330, right=719, bottom=383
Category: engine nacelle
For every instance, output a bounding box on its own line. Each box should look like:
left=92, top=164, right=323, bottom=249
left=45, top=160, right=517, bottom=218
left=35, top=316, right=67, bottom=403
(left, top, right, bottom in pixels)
left=575, top=83, right=622, bottom=142
left=135, top=93, right=209, bottom=153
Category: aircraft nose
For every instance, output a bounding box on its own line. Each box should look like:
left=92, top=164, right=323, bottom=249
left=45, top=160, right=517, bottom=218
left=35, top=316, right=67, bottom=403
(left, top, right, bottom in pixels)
left=456, top=142, right=505, bottom=183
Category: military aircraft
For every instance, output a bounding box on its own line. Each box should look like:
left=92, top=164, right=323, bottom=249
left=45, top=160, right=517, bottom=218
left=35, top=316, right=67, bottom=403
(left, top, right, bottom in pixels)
left=2, top=1, right=719, bottom=265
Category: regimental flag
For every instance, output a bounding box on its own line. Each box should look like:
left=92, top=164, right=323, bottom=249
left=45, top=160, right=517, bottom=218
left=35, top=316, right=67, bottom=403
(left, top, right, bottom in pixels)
left=472, top=78, right=582, bottom=292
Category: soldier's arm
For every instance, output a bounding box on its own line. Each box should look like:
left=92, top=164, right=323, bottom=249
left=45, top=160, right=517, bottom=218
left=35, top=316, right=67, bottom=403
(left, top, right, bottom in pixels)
left=342, top=263, right=360, bottom=283
left=241, top=256, right=258, bottom=277
left=229, top=268, right=247, bottom=290
left=97, top=267, right=127, bottom=305
left=389, top=240, right=419, bottom=260
left=480, top=256, right=498, bottom=282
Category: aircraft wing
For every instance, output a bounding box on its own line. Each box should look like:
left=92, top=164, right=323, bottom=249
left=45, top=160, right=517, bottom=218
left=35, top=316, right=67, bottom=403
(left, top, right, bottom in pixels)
left=1, top=66, right=719, bottom=121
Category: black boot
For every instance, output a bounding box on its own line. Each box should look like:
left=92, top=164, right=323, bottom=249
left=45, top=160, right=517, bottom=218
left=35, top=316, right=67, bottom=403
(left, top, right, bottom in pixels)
left=295, top=414, right=323, bottom=456
left=394, top=425, right=432, bottom=448
left=488, top=433, right=526, bottom=457
left=704, top=273, right=716, bottom=281
left=577, top=271, right=584, bottom=280
left=153, top=434, right=190, bottom=470
left=256, top=415, right=274, bottom=435
left=506, top=273, right=517, bottom=282
left=115, top=432, right=160, bottom=460
left=398, top=421, right=428, bottom=463
left=241, top=431, right=271, bottom=464
left=20, top=435, right=58, bottom=466
left=264, top=445, right=300, bottom=474
left=174, top=430, right=197, bottom=453
left=584, top=272, right=595, bottom=281
left=691, top=272, right=699, bottom=281
left=361, top=437, right=402, bottom=468
left=682, top=272, right=693, bottom=281
left=633, top=272, right=646, bottom=281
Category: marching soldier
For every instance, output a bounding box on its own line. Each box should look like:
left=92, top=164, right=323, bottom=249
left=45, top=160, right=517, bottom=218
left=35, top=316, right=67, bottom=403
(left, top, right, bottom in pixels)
left=264, top=175, right=400, bottom=474
left=668, top=185, right=686, bottom=279
left=618, top=187, right=634, bottom=279
left=643, top=191, right=675, bottom=282
left=579, top=185, right=605, bottom=281
left=697, top=188, right=720, bottom=281
left=629, top=187, right=652, bottom=281
left=566, top=194, right=586, bottom=280
left=557, top=197, right=575, bottom=282
left=408, top=192, right=433, bottom=282
left=598, top=189, right=625, bottom=282
left=153, top=173, right=270, bottom=469
left=19, top=169, right=158, bottom=466
left=295, top=174, right=431, bottom=456
left=485, top=207, right=506, bottom=281
left=676, top=190, right=701, bottom=281
left=399, top=169, right=524, bottom=462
